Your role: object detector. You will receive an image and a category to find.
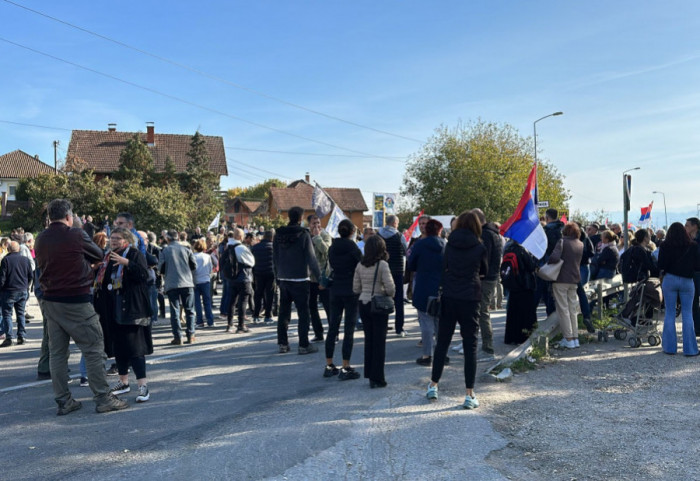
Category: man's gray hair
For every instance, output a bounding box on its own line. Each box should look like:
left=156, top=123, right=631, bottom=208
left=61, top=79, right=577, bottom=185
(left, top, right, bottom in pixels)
left=385, top=214, right=398, bottom=226
left=166, top=230, right=179, bottom=242
left=47, top=199, right=73, bottom=222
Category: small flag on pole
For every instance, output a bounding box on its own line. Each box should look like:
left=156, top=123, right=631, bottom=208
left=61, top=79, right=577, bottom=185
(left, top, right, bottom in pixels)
left=326, top=205, right=347, bottom=238
left=639, top=201, right=653, bottom=224
left=207, top=212, right=221, bottom=231
left=312, top=184, right=333, bottom=218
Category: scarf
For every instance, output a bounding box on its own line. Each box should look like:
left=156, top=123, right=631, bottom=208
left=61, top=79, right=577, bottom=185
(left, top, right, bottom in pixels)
left=94, top=247, right=130, bottom=291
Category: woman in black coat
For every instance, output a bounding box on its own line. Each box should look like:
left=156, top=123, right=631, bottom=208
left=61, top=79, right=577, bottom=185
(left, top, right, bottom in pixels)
left=502, top=240, right=538, bottom=345
left=426, top=211, right=487, bottom=409
left=94, top=227, right=154, bottom=403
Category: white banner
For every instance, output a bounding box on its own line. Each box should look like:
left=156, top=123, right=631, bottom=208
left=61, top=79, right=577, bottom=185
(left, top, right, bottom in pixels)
left=326, top=205, right=347, bottom=238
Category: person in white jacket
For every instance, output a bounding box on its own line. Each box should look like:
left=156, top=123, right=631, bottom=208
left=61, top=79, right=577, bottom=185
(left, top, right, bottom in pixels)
left=222, top=228, right=255, bottom=333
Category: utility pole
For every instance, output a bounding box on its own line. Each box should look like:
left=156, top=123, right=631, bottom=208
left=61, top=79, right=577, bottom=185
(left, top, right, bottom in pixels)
left=53, top=140, right=59, bottom=173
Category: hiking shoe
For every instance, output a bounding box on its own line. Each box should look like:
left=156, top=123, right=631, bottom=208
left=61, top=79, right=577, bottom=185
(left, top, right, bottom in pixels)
left=426, top=383, right=438, bottom=400
left=311, top=335, right=324, bottom=343
left=264, top=317, right=274, bottom=324
left=416, top=356, right=432, bottom=366
left=106, top=365, right=119, bottom=376
left=17, top=336, right=25, bottom=345
left=95, top=394, right=129, bottom=413
left=583, top=318, right=595, bottom=333
left=278, top=344, right=291, bottom=353
left=110, top=380, right=130, bottom=395
left=136, top=385, right=150, bottom=403
left=170, top=338, right=182, bottom=345
left=338, top=366, right=360, bottom=381
left=574, top=339, right=580, bottom=348
left=0, top=338, right=12, bottom=347
left=559, top=339, right=576, bottom=349
left=80, top=377, right=89, bottom=387
left=236, top=326, right=250, bottom=333
left=298, top=344, right=318, bottom=355
left=323, top=364, right=339, bottom=378
left=462, top=395, right=480, bottom=410
left=56, top=397, right=82, bottom=416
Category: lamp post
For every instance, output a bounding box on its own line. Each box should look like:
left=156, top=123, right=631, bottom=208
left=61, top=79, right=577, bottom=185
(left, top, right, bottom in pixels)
left=696, top=202, right=699, bottom=218
left=652, top=191, right=668, bottom=229
left=533, top=111, right=563, bottom=204
left=622, top=167, right=640, bottom=301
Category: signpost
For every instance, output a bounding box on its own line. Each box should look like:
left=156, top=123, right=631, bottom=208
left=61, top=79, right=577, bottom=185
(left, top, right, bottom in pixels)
left=537, top=201, right=549, bottom=209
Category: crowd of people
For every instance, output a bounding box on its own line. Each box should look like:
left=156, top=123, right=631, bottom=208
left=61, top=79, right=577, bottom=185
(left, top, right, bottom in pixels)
left=1, top=199, right=699, bottom=416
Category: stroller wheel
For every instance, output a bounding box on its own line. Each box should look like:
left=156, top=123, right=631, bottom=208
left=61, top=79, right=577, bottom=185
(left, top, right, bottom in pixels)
left=648, top=335, right=659, bottom=346
left=597, top=331, right=603, bottom=342
left=628, top=337, right=638, bottom=348
left=614, top=329, right=622, bottom=340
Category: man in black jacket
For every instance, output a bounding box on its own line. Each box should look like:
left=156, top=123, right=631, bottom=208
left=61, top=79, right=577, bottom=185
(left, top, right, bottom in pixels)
left=0, top=241, right=33, bottom=346
left=377, top=215, right=408, bottom=336
left=251, top=230, right=275, bottom=323
left=472, top=209, right=503, bottom=359
left=273, top=207, right=321, bottom=354
left=535, top=209, right=564, bottom=315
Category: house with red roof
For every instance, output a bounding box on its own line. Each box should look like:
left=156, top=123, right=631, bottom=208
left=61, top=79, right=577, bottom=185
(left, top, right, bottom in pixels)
left=0, top=149, right=55, bottom=217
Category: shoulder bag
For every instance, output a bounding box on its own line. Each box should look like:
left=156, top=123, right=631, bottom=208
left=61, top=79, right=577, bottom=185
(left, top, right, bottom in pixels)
left=370, top=263, right=395, bottom=315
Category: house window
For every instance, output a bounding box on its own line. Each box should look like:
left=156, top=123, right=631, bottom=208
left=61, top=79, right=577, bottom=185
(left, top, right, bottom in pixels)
left=9, top=185, right=16, bottom=197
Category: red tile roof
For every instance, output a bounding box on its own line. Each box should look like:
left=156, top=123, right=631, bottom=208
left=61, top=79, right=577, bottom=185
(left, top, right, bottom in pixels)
left=66, top=129, right=228, bottom=176
left=0, top=150, right=55, bottom=178
left=270, top=181, right=367, bottom=213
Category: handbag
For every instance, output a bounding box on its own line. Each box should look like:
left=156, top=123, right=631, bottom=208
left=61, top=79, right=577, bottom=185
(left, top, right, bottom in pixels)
left=537, top=259, right=564, bottom=281
left=370, top=263, right=395, bottom=315
left=426, top=289, right=442, bottom=318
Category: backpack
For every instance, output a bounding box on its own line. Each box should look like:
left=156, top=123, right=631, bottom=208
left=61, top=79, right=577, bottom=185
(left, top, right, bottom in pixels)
left=220, top=245, right=240, bottom=280
left=620, top=247, right=640, bottom=283
left=500, top=251, right=520, bottom=290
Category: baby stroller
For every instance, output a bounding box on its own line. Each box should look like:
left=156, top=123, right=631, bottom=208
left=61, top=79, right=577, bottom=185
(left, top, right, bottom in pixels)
left=612, top=277, right=664, bottom=348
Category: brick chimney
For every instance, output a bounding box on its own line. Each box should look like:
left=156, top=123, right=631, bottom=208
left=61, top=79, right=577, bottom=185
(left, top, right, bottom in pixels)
left=305, top=172, right=310, bottom=183
left=146, top=122, right=155, bottom=146
left=108, top=123, right=117, bottom=132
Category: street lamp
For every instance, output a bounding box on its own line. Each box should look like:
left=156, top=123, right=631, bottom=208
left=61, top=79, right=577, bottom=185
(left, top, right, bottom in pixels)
left=533, top=111, right=563, bottom=204
left=622, top=167, right=640, bottom=301
left=652, top=191, right=668, bottom=230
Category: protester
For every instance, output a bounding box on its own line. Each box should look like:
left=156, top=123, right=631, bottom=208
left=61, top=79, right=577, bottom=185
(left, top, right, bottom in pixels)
left=620, top=229, right=655, bottom=283
left=534, top=209, right=563, bottom=314
left=159, top=230, right=197, bottom=345
left=251, top=230, right=275, bottom=324
left=548, top=222, right=584, bottom=349
left=308, top=214, right=331, bottom=342
left=659, top=222, right=700, bottom=356
left=93, top=227, right=153, bottom=403
left=114, top=213, right=146, bottom=255
left=353, top=235, right=395, bottom=388
left=35, top=198, right=127, bottom=414
left=377, top=215, right=408, bottom=337
left=576, top=223, right=596, bottom=333
left=192, top=239, right=216, bottom=328
left=222, top=228, right=255, bottom=333
left=357, top=227, right=374, bottom=254
left=591, top=231, right=620, bottom=280
left=426, top=211, right=487, bottom=409
left=406, top=219, right=445, bottom=366
left=685, top=217, right=700, bottom=333
left=274, top=207, right=321, bottom=354
left=502, top=240, right=538, bottom=345
left=323, top=219, right=363, bottom=380
left=0, top=241, right=33, bottom=346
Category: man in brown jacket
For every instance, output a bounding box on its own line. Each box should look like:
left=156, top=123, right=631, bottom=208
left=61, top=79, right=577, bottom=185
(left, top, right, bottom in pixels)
left=35, top=199, right=128, bottom=415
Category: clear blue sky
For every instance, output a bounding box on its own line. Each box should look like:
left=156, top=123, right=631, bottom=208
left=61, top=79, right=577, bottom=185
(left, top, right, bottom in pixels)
left=2, top=0, right=700, bottom=223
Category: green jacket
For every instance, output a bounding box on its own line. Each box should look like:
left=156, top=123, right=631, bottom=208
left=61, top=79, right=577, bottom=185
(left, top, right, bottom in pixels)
left=311, top=230, right=332, bottom=283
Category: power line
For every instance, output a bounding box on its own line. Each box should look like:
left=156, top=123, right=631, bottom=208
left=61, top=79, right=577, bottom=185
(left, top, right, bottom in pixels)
left=0, top=119, right=71, bottom=131
left=1, top=0, right=423, bottom=144
left=0, top=36, right=403, bottom=161
left=227, top=158, right=294, bottom=180
left=225, top=145, right=405, bottom=160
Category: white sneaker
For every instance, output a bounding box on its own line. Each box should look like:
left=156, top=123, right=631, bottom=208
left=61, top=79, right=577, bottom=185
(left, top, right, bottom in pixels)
left=136, top=384, right=150, bottom=403
left=451, top=343, right=463, bottom=351
left=574, top=339, right=580, bottom=348
left=559, top=339, right=576, bottom=349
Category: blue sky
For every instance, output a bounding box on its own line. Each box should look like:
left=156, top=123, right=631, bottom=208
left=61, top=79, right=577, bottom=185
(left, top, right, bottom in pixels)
left=2, top=1, right=700, bottom=224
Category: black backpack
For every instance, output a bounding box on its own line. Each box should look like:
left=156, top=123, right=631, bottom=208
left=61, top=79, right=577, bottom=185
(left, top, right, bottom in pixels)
left=500, top=251, right=520, bottom=290
left=620, top=246, right=642, bottom=283
left=220, top=245, right=240, bottom=280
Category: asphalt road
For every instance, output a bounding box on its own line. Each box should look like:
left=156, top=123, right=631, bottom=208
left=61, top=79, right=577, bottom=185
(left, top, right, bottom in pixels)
left=0, top=292, right=519, bottom=481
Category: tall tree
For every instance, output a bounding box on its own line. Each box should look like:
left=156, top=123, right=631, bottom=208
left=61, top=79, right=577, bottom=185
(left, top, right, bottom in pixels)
left=227, top=178, right=287, bottom=201
left=180, top=131, right=222, bottom=227
left=115, top=133, right=154, bottom=184
left=402, top=120, right=568, bottom=223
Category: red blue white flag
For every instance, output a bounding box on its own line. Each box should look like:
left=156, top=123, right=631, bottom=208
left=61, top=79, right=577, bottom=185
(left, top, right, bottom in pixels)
left=500, top=164, right=548, bottom=259
left=639, top=201, right=653, bottom=224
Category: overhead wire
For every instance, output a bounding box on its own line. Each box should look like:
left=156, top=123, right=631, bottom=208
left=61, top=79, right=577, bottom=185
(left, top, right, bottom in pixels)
left=0, top=36, right=405, bottom=162
left=1, top=0, right=423, bottom=144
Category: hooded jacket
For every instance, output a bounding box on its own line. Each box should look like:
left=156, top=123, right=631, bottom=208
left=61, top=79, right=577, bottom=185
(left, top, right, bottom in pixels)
left=378, top=225, right=407, bottom=275
left=273, top=224, right=320, bottom=281
left=543, top=220, right=565, bottom=260
left=442, top=229, right=488, bottom=302
left=406, top=235, right=445, bottom=312
left=328, top=237, right=362, bottom=296
left=223, top=240, right=255, bottom=283
left=251, top=239, right=274, bottom=275
left=481, top=222, right=503, bottom=281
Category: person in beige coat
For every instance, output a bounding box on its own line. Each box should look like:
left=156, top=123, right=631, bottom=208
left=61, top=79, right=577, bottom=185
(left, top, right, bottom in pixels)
left=353, top=235, right=395, bottom=388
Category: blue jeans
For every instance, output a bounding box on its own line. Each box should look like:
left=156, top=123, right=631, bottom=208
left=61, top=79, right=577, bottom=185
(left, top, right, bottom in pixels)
left=1, top=290, right=28, bottom=339
left=577, top=265, right=591, bottom=319
left=662, top=273, right=698, bottom=355
left=194, top=282, right=214, bottom=326
left=148, top=283, right=158, bottom=323
left=167, top=287, right=196, bottom=339
left=220, top=278, right=232, bottom=316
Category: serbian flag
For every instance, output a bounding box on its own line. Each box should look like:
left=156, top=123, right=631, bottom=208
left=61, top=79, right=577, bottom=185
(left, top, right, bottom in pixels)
left=404, top=210, right=424, bottom=242
left=500, top=164, right=548, bottom=259
left=639, top=202, right=653, bottom=224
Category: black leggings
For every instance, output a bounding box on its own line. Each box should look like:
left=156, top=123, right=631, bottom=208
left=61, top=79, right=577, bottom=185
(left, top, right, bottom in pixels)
left=115, top=355, right=147, bottom=379
left=431, top=297, right=480, bottom=389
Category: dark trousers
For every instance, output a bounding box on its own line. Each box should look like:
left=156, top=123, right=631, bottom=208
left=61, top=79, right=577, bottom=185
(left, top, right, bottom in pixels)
left=157, top=290, right=165, bottom=318
left=359, top=301, right=388, bottom=383
left=227, top=281, right=252, bottom=328
left=391, top=271, right=405, bottom=333
left=37, top=299, right=50, bottom=375
left=277, top=281, right=311, bottom=348
left=577, top=265, right=592, bottom=319
left=325, top=293, right=359, bottom=360
left=309, top=282, right=329, bottom=338
left=534, top=277, right=556, bottom=315
left=115, top=355, right=147, bottom=379
left=253, top=272, right=275, bottom=318
left=167, top=287, right=196, bottom=339
left=431, top=297, right=480, bottom=390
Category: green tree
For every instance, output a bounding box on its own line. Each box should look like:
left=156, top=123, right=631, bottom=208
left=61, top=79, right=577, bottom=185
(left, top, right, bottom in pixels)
left=227, top=178, right=287, bottom=201
left=402, top=120, right=568, bottom=223
left=115, top=133, right=155, bottom=184
left=115, top=183, right=193, bottom=232
left=156, top=155, right=179, bottom=187
left=180, top=131, right=222, bottom=228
